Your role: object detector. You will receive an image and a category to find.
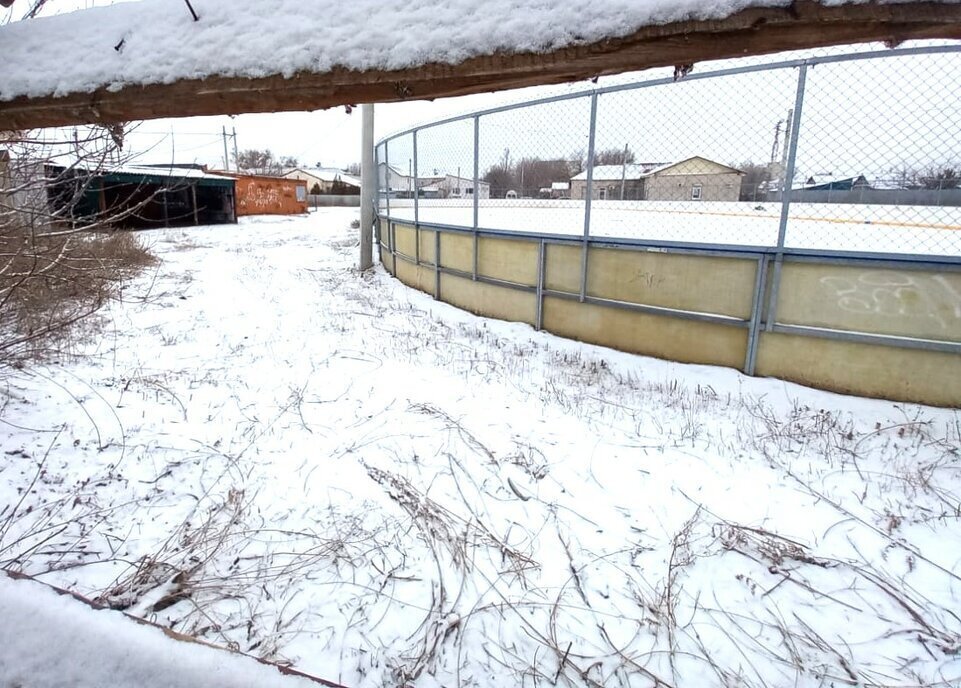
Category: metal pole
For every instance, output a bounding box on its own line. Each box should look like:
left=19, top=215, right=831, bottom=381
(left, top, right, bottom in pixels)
left=766, top=64, right=807, bottom=332
left=743, top=254, right=769, bottom=375
left=232, top=127, right=239, bottom=172
left=384, top=137, right=391, bottom=221
left=535, top=239, right=545, bottom=331
left=434, top=229, right=441, bottom=299
left=472, top=115, right=480, bottom=280
left=580, top=92, right=599, bottom=302
left=359, top=104, right=375, bottom=271
left=413, top=131, right=419, bottom=265
left=373, top=142, right=381, bottom=247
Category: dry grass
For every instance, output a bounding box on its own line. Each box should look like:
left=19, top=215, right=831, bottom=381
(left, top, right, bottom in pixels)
left=0, top=225, right=156, bottom=367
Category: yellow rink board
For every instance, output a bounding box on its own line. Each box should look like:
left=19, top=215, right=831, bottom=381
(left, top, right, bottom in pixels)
left=418, top=228, right=437, bottom=265
left=542, top=296, right=747, bottom=368
left=395, top=259, right=435, bottom=295
left=546, top=243, right=756, bottom=318
left=439, top=232, right=474, bottom=274
left=478, top=237, right=539, bottom=286
left=384, top=223, right=961, bottom=406
left=756, top=332, right=961, bottom=407
left=394, top=223, right=417, bottom=258
left=441, top=273, right=536, bottom=325
left=776, top=263, right=961, bottom=343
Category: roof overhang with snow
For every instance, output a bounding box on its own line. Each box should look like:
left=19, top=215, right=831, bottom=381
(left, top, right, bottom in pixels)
left=1, top=0, right=959, bottom=130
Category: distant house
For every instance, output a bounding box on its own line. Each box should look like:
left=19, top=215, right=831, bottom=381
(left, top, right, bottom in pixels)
left=283, top=167, right=361, bottom=195
left=570, top=156, right=744, bottom=201
left=376, top=165, right=491, bottom=199
left=797, top=173, right=871, bottom=192
left=377, top=163, right=413, bottom=196
left=416, top=173, right=490, bottom=200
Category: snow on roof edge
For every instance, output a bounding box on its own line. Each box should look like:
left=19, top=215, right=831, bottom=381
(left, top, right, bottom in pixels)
left=2, top=0, right=959, bottom=103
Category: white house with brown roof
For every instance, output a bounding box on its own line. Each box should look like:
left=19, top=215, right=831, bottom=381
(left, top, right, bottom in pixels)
left=283, top=167, right=360, bottom=194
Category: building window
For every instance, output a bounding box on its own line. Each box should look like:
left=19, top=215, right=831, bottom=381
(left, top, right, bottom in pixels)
left=598, top=188, right=607, bottom=200
left=691, top=184, right=702, bottom=200
left=466, top=187, right=473, bottom=196
left=296, top=186, right=306, bottom=202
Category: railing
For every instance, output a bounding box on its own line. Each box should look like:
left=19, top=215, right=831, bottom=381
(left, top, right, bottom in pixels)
left=374, top=44, right=961, bottom=405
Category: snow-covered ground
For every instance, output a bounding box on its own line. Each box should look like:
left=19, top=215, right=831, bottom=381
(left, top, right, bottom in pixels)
left=387, top=199, right=961, bottom=256
left=1, top=209, right=960, bottom=687
left=0, top=573, right=331, bottom=688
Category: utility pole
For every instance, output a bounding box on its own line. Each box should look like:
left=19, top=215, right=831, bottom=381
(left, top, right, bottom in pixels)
left=232, top=127, right=239, bottom=171
left=780, top=108, right=794, bottom=170
left=222, top=126, right=230, bottom=170
left=770, top=119, right=784, bottom=165
left=359, top=104, right=374, bottom=271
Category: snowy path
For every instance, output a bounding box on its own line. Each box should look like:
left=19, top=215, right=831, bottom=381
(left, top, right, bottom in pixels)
left=1, top=209, right=960, bottom=687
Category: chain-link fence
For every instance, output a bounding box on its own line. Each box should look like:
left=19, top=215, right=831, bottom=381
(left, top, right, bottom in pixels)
left=374, top=44, right=961, bottom=399
left=378, top=44, right=961, bottom=258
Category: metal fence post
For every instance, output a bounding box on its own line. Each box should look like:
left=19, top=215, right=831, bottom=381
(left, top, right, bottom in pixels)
left=580, top=92, right=599, bottom=303
left=413, top=129, right=420, bottom=266
left=765, top=63, right=808, bottom=332
left=743, top=254, right=770, bottom=375
left=473, top=115, right=480, bottom=281
left=384, top=139, right=391, bottom=224
left=373, top=142, right=381, bottom=247
left=434, top=229, right=441, bottom=299
left=535, top=239, right=545, bottom=330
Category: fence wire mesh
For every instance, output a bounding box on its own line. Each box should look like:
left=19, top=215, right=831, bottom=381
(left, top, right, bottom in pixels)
left=378, top=43, right=961, bottom=259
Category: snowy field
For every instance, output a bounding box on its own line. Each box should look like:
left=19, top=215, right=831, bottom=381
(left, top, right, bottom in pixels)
left=2, top=209, right=961, bottom=687
left=387, top=199, right=961, bottom=256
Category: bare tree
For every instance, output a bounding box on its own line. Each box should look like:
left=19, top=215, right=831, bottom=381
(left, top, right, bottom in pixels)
left=734, top=160, right=773, bottom=202
left=234, top=149, right=298, bottom=176
left=919, top=165, right=959, bottom=190
left=593, top=146, right=637, bottom=166
left=1, top=126, right=155, bottom=370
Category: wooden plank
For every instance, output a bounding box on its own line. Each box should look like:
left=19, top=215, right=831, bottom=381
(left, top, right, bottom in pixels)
left=1, top=1, right=959, bottom=130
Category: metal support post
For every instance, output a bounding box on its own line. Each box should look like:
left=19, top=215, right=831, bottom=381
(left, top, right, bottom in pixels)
left=743, top=254, right=770, bottom=375
left=434, top=229, right=441, bottom=299
left=413, top=130, right=419, bottom=265
left=766, top=64, right=807, bottom=331
left=359, top=104, right=375, bottom=270
left=472, top=115, right=480, bottom=280
left=373, top=143, right=381, bottom=247
left=384, top=136, right=391, bottom=222
left=580, top=92, right=599, bottom=302
left=221, top=126, right=230, bottom=170
left=535, top=240, right=546, bottom=330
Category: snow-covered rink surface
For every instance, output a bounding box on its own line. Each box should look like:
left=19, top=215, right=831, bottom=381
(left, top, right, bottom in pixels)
left=388, top=199, right=961, bottom=256
left=2, top=209, right=960, bottom=687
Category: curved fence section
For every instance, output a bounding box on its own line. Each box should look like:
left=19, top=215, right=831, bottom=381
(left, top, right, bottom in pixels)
left=375, top=45, right=961, bottom=407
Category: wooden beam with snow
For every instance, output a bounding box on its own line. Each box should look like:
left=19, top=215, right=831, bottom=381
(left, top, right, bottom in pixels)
left=1, top=1, right=960, bottom=130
